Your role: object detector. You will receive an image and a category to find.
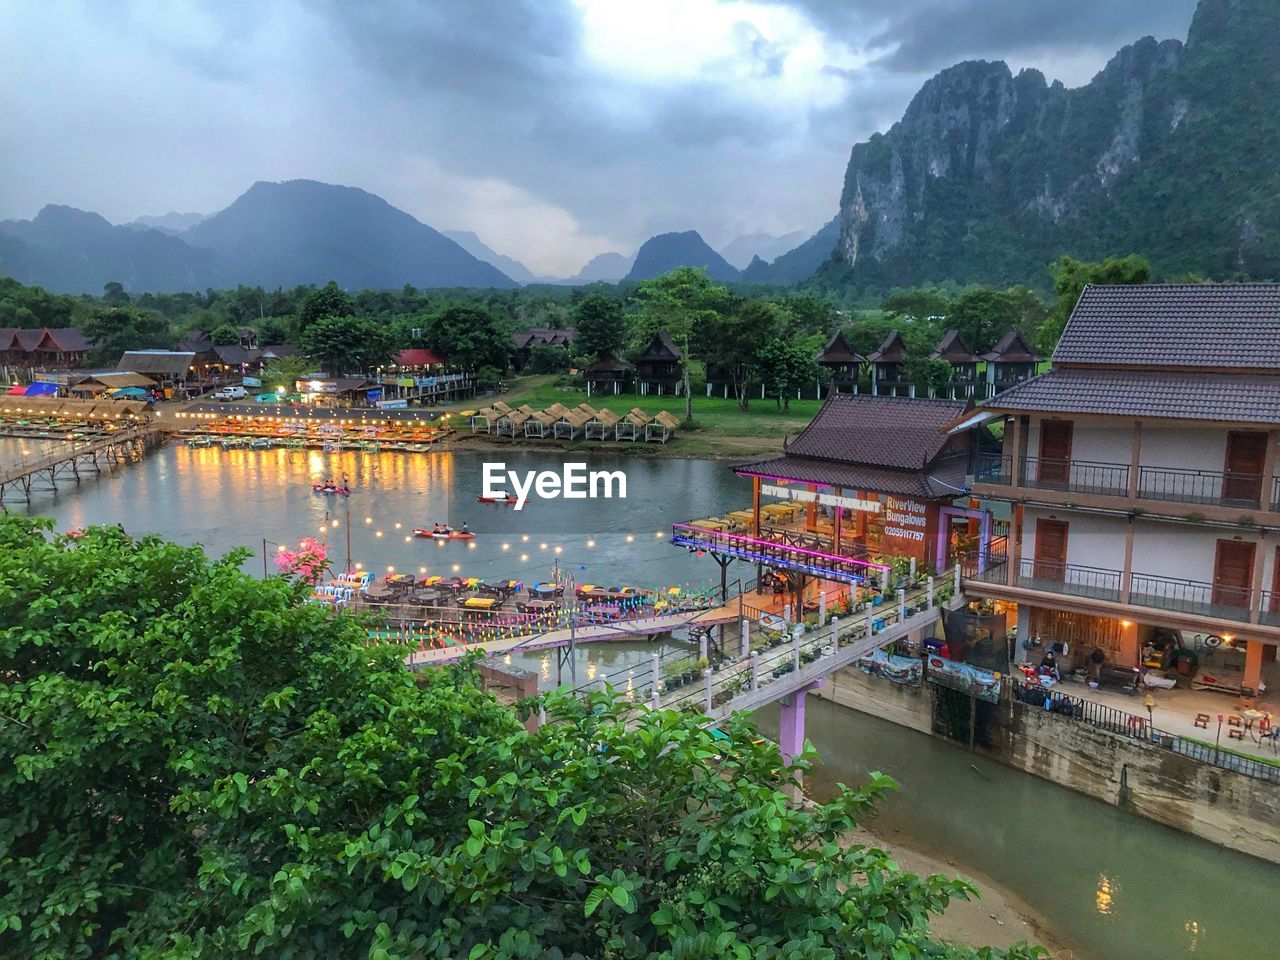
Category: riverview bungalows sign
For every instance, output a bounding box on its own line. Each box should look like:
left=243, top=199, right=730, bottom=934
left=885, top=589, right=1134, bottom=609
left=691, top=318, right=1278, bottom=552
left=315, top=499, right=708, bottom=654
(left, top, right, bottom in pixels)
left=875, top=495, right=940, bottom=565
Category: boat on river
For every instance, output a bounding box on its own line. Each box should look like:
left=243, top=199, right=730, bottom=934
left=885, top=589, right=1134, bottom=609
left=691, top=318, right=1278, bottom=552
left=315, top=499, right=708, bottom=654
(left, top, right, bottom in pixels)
left=412, top=526, right=476, bottom=540
left=476, top=494, right=520, bottom=505
left=312, top=483, right=351, bottom=496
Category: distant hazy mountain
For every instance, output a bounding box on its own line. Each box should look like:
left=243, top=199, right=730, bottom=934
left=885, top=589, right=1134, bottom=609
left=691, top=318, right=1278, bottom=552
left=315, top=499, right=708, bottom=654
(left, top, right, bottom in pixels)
left=130, top=211, right=208, bottom=234
left=443, top=229, right=537, bottom=284
left=740, top=217, right=841, bottom=284
left=185, top=180, right=516, bottom=290
left=0, top=204, right=216, bottom=293
left=566, top=251, right=633, bottom=283
left=718, top=231, right=806, bottom=270
left=624, top=231, right=740, bottom=283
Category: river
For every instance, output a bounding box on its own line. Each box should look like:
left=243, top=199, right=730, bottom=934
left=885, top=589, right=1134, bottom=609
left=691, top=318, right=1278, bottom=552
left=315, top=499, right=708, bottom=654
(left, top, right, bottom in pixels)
left=6, top=439, right=1279, bottom=958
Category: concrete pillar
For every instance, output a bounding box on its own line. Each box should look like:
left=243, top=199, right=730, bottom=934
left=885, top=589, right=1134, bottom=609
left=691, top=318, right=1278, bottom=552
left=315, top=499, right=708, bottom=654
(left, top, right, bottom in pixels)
left=793, top=627, right=802, bottom=671
left=1245, top=640, right=1265, bottom=694
left=778, top=680, right=826, bottom=767
left=750, top=651, right=760, bottom=691
left=741, top=619, right=750, bottom=658
left=699, top=634, right=708, bottom=663
left=818, top=590, right=827, bottom=622
left=927, top=576, right=935, bottom=608
left=898, top=587, right=906, bottom=623
left=953, top=563, right=961, bottom=595
left=830, top=615, right=839, bottom=648
left=703, top=668, right=713, bottom=712
left=1017, top=604, right=1033, bottom=649
left=651, top=653, right=661, bottom=709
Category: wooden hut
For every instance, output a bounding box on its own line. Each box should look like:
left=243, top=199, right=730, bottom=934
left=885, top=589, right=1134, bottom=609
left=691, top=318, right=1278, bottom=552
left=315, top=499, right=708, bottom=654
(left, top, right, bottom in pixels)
left=928, top=330, right=979, bottom=399
left=867, top=331, right=911, bottom=397
left=635, top=331, right=682, bottom=396
left=583, top=354, right=634, bottom=397
left=495, top=404, right=535, bottom=436
left=644, top=410, right=681, bottom=443
left=469, top=406, right=499, bottom=433
left=524, top=410, right=558, bottom=438
left=816, top=330, right=865, bottom=395
left=981, top=329, right=1041, bottom=397
left=576, top=402, right=598, bottom=418
left=543, top=401, right=572, bottom=419
left=586, top=407, right=621, bottom=439
left=616, top=408, right=652, bottom=441
left=554, top=408, right=592, bottom=439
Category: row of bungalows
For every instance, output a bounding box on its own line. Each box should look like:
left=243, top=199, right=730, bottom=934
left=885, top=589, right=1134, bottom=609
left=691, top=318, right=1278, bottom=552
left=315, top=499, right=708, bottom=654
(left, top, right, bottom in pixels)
left=469, top=401, right=682, bottom=443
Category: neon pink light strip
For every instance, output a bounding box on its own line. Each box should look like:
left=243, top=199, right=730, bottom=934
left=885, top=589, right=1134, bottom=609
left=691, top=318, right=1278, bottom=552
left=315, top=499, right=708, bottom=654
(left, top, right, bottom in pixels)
left=736, top=470, right=835, bottom=489
left=671, top=523, right=890, bottom=571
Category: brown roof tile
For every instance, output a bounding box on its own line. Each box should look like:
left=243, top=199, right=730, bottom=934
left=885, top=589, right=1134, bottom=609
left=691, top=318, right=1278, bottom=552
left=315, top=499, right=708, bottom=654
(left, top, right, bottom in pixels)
left=984, top=368, right=1280, bottom=425
left=867, top=330, right=907, bottom=363
left=816, top=330, right=864, bottom=365
left=782, top=393, right=969, bottom=470
left=981, top=328, right=1040, bottom=363
left=1055, top=283, right=1280, bottom=370
left=929, top=329, right=977, bottom=363
left=734, top=454, right=969, bottom=499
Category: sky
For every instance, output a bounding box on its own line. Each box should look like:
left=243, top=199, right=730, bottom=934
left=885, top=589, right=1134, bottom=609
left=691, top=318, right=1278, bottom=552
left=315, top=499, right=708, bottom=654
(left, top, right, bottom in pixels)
left=1, top=0, right=1199, bottom=276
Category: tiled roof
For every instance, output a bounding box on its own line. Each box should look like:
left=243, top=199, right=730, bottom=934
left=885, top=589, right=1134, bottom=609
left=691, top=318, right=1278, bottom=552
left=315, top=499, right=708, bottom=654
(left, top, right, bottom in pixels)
left=117, top=351, right=196, bottom=376
left=930, top=329, right=977, bottom=363
left=583, top=353, right=635, bottom=375
left=211, top=344, right=257, bottom=365
left=734, top=454, right=969, bottom=500
left=638, top=330, right=682, bottom=361
left=816, top=330, right=864, bottom=364
left=984, top=368, right=1280, bottom=425
left=782, top=393, right=970, bottom=470
left=39, top=328, right=90, bottom=352
left=396, top=347, right=443, bottom=366
left=982, top=328, right=1040, bottom=363
left=867, top=330, right=907, bottom=363
left=1055, top=283, right=1280, bottom=370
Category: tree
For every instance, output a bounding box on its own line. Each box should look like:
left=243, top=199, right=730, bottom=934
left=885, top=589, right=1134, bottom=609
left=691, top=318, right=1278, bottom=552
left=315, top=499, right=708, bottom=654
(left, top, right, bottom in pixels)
left=757, top=335, right=816, bottom=411
left=296, top=280, right=355, bottom=331
left=525, top=342, right=571, bottom=374
left=262, top=354, right=314, bottom=395
left=881, top=287, right=952, bottom=324
left=80, top=306, right=171, bottom=366
left=1039, top=254, right=1151, bottom=352
left=571, top=292, right=628, bottom=360
left=102, top=280, right=131, bottom=307
left=694, top=298, right=781, bottom=410
left=629, top=267, right=731, bottom=422
left=299, top=315, right=398, bottom=375
left=255, top=316, right=294, bottom=346
left=423, top=305, right=510, bottom=371
left=209, top=323, right=241, bottom=345
left=0, top=514, right=1042, bottom=960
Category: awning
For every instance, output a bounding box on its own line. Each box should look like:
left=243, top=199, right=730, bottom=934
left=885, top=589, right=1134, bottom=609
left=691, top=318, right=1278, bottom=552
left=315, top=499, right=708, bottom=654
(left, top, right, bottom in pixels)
left=24, top=381, right=59, bottom=396
left=108, top=386, right=149, bottom=398
left=946, top=409, right=999, bottom=435
left=4, top=384, right=25, bottom=395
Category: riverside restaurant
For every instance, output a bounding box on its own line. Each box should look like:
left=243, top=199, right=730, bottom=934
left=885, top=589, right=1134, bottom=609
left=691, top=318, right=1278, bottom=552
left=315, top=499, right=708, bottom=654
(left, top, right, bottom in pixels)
left=672, top=393, right=1002, bottom=611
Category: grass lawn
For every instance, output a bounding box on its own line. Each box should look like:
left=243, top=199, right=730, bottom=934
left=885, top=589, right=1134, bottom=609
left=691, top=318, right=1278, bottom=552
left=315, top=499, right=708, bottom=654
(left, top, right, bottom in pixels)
left=443, top=375, right=823, bottom=457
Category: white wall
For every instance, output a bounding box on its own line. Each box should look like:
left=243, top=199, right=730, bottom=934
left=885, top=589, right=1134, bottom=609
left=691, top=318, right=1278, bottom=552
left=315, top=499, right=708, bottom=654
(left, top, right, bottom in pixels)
left=1067, top=421, right=1135, bottom=466
left=1130, top=521, right=1230, bottom=583
left=1141, top=425, right=1228, bottom=473
left=1023, top=507, right=1127, bottom=571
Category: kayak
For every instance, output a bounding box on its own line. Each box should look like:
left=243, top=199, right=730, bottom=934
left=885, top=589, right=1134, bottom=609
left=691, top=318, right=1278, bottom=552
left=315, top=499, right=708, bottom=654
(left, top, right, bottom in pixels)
left=312, top=484, right=351, bottom=496
left=413, top=528, right=477, bottom=540
left=477, top=494, right=520, bottom=505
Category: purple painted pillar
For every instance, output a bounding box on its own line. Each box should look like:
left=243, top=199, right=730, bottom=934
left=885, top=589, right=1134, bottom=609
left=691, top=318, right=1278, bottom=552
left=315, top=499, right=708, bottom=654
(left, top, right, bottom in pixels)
left=778, top=679, right=826, bottom=767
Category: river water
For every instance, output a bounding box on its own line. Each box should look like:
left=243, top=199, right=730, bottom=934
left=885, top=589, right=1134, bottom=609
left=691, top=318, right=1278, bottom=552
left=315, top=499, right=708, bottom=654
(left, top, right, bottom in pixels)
left=6, top=439, right=1278, bottom=958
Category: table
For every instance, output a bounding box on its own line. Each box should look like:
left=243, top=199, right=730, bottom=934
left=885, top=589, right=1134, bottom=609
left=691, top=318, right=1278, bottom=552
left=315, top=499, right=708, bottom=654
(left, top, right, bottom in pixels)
left=690, top=518, right=728, bottom=531
left=463, top=596, right=498, bottom=610
left=727, top=509, right=756, bottom=527
left=761, top=502, right=802, bottom=522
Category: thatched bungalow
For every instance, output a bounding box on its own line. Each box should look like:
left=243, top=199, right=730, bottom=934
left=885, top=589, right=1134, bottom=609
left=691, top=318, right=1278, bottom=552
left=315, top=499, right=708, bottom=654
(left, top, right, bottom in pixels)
left=644, top=410, right=681, bottom=443
left=616, top=408, right=652, bottom=441
left=469, top=406, right=499, bottom=433
left=553, top=408, right=592, bottom=440
left=524, top=410, right=558, bottom=438
left=586, top=407, right=621, bottom=439
left=495, top=404, right=535, bottom=436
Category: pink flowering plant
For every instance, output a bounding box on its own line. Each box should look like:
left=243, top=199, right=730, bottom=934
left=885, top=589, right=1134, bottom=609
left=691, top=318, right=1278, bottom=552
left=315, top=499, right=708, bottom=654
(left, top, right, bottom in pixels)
left=274, top=537, right=330, bottom=585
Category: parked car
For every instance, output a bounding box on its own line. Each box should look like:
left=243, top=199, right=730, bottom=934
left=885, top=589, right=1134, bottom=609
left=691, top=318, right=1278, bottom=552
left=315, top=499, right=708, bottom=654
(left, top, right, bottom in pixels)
left=213, top=385, right=246, bottom=402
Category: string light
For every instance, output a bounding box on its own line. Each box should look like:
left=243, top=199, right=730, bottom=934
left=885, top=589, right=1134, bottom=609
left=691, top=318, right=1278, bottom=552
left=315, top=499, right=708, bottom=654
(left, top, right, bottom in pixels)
left=586, top=539, right=595, bottom=548
left=521, top=534, right=530, bottom=542
left=501, top=543, right=510, bottom=551
left=626, top=534, right=634, bottom=543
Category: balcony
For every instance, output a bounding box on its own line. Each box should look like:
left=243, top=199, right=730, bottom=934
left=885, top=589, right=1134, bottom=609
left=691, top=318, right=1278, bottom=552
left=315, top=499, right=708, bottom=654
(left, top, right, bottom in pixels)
left=974, top=453, right=1274, bottom=513
left=670, top=522, right=889, bottom=587
left=966, top=557, right=1269, bottom=627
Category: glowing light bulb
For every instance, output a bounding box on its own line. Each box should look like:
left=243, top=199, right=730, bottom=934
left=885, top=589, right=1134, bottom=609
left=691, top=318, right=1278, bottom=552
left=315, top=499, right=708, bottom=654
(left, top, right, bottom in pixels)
left=626, top=534, right=635, bottom=543
left=419, top=566, right=427, bottom=574
left=501, top=543, right=510, bottom=551
left=521, top=534, right=529, bottom=542
left=451, top=563, right=460, bottom=572
left=554, top=546, right=562, bottom=554
left=520, top=554, right=528, bottom=562
left=365, top=517, right=373, bottom=524
left=387, top=566, right=395, bottom=572
left=539, top=542, right=548, bottom=551
left=376, top=531, right=384, bottom=538
left=586, top=539, right=595, bottom=548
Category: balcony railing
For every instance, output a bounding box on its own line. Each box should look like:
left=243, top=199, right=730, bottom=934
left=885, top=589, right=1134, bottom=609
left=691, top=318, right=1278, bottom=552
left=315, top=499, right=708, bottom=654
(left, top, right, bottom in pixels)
left=1021, top=456, right=1130, bottom=496
left=1012, top=558, right=1123, bottom=602
left=670, top=523, right=890, bottom=587
left=1138, top=465, right=1264, bottom=509
left=974, top=452, right=1275, bottom=512
left=1128, top=571, right=1253, bottom=621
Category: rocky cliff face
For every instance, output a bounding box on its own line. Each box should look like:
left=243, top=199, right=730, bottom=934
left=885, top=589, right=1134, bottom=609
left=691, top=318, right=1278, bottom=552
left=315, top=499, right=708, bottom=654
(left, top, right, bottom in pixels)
left=827, top=0, right=1280, bottom=289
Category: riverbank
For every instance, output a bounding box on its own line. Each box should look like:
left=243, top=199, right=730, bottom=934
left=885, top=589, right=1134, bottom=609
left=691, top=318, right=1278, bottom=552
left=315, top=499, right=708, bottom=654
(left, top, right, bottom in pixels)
left=852, top=825, right=1072, bottom=958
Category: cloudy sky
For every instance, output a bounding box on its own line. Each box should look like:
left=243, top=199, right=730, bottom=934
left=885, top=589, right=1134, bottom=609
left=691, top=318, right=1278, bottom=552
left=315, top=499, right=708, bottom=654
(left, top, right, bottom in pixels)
left=1, top=0, right=1198, bottom=275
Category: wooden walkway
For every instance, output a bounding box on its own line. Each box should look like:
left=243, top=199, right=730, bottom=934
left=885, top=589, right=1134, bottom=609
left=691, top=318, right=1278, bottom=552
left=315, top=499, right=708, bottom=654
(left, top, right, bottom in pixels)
left=0, top=423, right=167, bottom=501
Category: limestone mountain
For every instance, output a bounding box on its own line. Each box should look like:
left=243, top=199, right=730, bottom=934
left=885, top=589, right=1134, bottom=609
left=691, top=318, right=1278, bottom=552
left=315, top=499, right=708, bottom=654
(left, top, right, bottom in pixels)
left=568, top=251, right=633, bottom=283
left=128, top=211, right=208, bottom=234
left=825, top=0, right=1280, bottom=289
left=0, top=204, right=216, bottom=293
left=718, top=231, right=806, bottom=271
left=443, top=229, right=536, bottom=284
left=624, top=230, right=740, bottom=283
left=740, top=217, right=841, bottom=284
left=186, top=180, right=516, bottom=290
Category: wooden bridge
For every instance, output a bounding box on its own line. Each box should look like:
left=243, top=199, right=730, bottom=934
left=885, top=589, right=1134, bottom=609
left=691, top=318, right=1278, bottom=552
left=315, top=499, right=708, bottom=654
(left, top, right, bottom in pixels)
left=0, top=423, right=167, bottom=501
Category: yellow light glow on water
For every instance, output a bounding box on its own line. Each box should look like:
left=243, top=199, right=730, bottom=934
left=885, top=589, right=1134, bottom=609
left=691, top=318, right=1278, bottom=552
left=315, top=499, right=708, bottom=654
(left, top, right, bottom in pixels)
left=539, top=543, right=547, bottom=551
left=655, top=531, right=664, bottom=538
left=468, top=542, right=476, bottom=549
left=419, top=566, right=426, bottom=574
left=554, top=546, right=562, bottom=554
left=355, top=562, right=364, bottom=569
left=331, top=520, right=339, bottom=527
left=387, top=566, right=395, bottom=572
left=394, top=522, right=402, bottom=529
left=404, top=535, right=411, bottom=542
left=1095, top=874, right=1116, bottom=916
left=365, top=517, right=372, bottom=524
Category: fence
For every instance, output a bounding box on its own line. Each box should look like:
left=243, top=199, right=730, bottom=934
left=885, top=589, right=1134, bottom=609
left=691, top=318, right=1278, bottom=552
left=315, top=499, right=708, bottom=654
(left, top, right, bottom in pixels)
left=1009, top=677, right=1280, bottom=785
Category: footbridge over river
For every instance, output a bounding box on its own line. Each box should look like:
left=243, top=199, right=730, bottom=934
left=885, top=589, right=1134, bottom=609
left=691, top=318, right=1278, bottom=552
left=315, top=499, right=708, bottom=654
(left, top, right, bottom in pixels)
left=0, top=422, right=167, bottom=502
left=411, top=574, right=956, bottom=765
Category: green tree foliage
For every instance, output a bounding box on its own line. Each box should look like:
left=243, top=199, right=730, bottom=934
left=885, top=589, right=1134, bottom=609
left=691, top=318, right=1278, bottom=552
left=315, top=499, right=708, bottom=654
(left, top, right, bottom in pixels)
left=757, top=335, right=816, bottom=411
left=299, top=315, right=398, bottom=375
left=695, top=299, right=783, bottom=410
left=296, top=280, right=355, bottom=331
left=773, top=293, right=836, bottom=336
left=525, top=342, right=572, bottom=374
left=209, top=323, right=241, bottom=345
left=262, top=354, right=315, bottom=395
left=1038, top=254, right=1151, bottom=352
left=254, top=316, right=294, bottom=346
left=0, top=515, right=1043, bottom=960
left=881, top=288, right=952, bottom=325
left=629, top=267, right=731, bottom=422
left=571, top=292, right=628, bottom=360
left=81, top=306, right=171, bottom=365
left=423, top=305, right=511, bottom=371
left=0, top=277, right=77, bottom=328
left=101, top=281, right=131, bottom=307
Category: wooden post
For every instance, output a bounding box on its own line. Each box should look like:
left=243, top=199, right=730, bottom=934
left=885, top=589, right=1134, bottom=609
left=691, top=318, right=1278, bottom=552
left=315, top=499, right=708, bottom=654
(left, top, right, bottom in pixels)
left=752, top=475, right=761, bottom=538
left=1007, top=415, right=1024, bottom=487
left=1121, top=518, right=1135, bottom=603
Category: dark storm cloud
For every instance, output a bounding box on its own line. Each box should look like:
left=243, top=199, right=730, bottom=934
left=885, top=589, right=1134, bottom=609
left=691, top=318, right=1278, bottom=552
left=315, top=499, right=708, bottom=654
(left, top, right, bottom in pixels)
left=0, top=0, right=1202, bottom=273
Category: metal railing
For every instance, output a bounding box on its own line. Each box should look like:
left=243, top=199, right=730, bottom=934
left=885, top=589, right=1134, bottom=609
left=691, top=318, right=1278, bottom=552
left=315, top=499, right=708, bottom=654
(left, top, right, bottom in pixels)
left=1273, top=475, right=1280, bottom=513
left=1012, top=557, right=1123, bottom=602
left=1129, top=571, right=1252, bottom=623
left=1262, top=590, right=1280, bottom=628
left=1011, top=678, right=1280, bottom=785
left=974, top=453, right=1011, bottom=485
left=1138, top=465, right=1264, bottom=508
left=671, top=523, right=889, bottom=587
left=1020, top=456, right=1130, bottom=496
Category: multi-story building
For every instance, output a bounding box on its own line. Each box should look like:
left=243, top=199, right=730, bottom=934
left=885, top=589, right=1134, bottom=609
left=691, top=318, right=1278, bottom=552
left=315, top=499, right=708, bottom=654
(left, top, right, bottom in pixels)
left=962, top=284, right=1280, bottom=695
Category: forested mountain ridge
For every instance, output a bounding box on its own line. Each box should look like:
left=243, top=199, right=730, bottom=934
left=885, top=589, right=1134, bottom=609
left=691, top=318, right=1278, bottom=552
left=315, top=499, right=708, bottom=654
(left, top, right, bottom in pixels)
left=625, top=231, right=740, bottom=283
left=824, top=0, right=1280, bottom=290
